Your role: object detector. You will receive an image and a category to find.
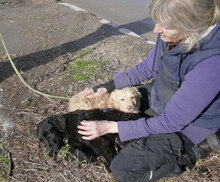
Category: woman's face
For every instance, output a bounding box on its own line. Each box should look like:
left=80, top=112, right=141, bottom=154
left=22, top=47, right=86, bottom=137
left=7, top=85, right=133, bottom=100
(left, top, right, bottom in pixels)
left=154, top=23, right=186, bottom=45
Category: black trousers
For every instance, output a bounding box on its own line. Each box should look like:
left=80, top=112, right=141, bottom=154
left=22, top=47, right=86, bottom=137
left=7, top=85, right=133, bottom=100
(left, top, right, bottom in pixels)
left=110, top=84, right=196, bottom=182
left=110, top=132, right=196, bottom=182
left=135, top=83, right=158, bottom=117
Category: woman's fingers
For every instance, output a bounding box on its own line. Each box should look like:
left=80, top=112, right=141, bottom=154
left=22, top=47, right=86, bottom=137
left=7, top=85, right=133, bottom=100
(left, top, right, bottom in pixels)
left=77, top=128, right=98, bottom=140
left=78, top=120, right=94, bottom=127
left=77, top=121, right=99, bottom=140
left=77, top=121, right=97, bottom=133
left=77, top=120, right=104, bottom=140
left=77, top=129, right=94, bottom=136
left=77, top=120, right=117, bottom=140
left=87, top=87, right=107, bottom=98
left=86, top=92, right=100, bottom=98
left=97, top=87, right=107, bottom=94
left=79, top=88, right=94, bottom=96
left=82, top=135, right=97, bottom=140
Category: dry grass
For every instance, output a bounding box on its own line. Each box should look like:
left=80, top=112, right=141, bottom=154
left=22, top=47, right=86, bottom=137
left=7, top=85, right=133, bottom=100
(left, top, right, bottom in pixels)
left=0, top=1, right=219, bottom=181
left=1, top=44, right=219, bottom=182
left=0, top=102, right=219, bottom=182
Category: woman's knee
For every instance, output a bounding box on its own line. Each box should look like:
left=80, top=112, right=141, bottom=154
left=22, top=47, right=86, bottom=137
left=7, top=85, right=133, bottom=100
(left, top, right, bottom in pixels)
left=109, top=140, right=150, bottom=182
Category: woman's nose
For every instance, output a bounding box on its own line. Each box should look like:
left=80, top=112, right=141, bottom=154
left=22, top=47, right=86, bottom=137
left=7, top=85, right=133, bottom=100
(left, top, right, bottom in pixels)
left=154, top=23, right=163, bottom=34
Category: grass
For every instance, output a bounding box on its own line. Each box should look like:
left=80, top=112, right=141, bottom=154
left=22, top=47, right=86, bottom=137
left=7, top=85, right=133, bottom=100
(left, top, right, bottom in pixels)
left=21, top=99, right=31, bottom=105
left=78, top=50, right=91, bottom=57
left=57, top=144, right=70, bottom=161
left=63, top=60, right=107, bottom=81
left=0, top=136, right=9, bottom=181
left=73, top=73, right=87, bottom=81
left=67, top=50, right=91, bottom=59
left=44, top=145, right=70, bottom=161
left=0, top=154, right=9, bottom=180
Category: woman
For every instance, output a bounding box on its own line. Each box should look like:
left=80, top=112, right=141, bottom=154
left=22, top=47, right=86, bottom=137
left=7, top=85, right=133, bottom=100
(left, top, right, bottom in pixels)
left=77, top=0, right=220, bottom=181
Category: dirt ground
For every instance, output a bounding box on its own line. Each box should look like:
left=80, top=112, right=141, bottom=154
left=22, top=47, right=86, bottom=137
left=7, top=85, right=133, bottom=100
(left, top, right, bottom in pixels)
left=0, top=0, right=219, bottom=182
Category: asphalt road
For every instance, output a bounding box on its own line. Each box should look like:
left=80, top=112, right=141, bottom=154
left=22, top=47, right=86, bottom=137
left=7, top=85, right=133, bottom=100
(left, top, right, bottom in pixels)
left=65, top=0, right=156, bottom=41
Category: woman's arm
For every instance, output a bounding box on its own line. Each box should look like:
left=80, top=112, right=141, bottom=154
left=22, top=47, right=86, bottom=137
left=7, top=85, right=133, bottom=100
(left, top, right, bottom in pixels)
left=78, top=56, right=220, bottom=142
left=80, top=43, right=159, bottom=97
left=118, top=55, right=220, bottom=142
left=114, top=44, right=159, bottom=89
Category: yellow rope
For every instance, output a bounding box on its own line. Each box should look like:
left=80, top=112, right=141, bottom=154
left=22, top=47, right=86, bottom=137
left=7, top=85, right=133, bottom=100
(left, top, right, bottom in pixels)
left=0, top=33, right=69, bottom=100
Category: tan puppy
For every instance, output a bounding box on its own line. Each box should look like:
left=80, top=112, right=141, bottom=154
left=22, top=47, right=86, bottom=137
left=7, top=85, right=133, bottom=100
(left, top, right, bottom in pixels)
left=68, top=87, right=142, bottom=113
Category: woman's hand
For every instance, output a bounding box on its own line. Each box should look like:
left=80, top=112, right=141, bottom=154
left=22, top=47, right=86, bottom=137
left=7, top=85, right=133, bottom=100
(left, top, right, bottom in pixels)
left=86, top=87, right=107, bottom=98
left=77, top=120, right=118, bottom=140
left=77, top=87, right=107, bottom=98
left=77, top=88, right=94, bottom=96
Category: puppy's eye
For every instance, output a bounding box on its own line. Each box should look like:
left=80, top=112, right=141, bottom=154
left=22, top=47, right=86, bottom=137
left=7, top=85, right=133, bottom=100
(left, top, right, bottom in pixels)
left=131, top=96, right=135, bottom=99
left=120, top=99, right=124, bottom=101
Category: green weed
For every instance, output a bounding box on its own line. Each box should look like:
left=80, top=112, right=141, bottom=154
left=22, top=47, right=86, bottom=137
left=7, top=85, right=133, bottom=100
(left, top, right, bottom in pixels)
left=107, top=75, right=113, bottom=81
left=0, top=153, right=9, bottom=180
left=69, top=60, right=97, bottom=73
left=73, top=73, right=87, bottom=81
left=43, top=145, right=70, bottom=161
left=43, top=151, right=51, bottom=157
left=58, top=145, right=70, bottom=161
left=78, top=50, right=91, bottom=57
left=21, top=99, right=31, bottom=105
left=74, top=159, right=83, bottom=167
left=63, top=60, right=107, bottom=81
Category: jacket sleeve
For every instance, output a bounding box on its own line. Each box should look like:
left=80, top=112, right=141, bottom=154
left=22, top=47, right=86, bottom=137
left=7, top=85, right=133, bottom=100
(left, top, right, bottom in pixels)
left=113, top=43, right=159, bottom=89
left=118, top=55, right=220, bottom=144
left=92, top=40, right=159, bottom=92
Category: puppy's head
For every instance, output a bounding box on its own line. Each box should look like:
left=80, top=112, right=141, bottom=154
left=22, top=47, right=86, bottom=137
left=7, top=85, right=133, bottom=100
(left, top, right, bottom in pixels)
left=109, top=87, right=142, bottom=113
left=36, top=115, right=66, bottom=155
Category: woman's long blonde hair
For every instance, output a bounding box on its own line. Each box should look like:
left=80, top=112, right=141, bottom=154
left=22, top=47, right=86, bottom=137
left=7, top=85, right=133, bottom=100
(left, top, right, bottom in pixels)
left=149, top=0, right=220, bottom=52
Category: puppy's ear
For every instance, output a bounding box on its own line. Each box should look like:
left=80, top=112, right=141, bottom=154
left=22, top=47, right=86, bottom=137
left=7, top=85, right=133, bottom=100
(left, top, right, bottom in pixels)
left=50, top=114, right=66, bottom=133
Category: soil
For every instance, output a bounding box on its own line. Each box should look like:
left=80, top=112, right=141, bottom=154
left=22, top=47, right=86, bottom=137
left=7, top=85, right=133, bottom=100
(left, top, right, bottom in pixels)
left=0, top=0, right=219, bottom=182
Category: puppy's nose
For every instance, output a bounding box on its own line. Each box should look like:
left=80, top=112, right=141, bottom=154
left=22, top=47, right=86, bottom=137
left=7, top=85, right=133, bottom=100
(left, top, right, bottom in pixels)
left=127, top=106, right=133, bottom=110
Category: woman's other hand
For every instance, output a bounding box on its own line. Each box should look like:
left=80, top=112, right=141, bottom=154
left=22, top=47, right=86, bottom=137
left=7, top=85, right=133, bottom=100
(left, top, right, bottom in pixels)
left=77, top=120, right=118, bottom=140
left=78, top=87, right=107, bottom=98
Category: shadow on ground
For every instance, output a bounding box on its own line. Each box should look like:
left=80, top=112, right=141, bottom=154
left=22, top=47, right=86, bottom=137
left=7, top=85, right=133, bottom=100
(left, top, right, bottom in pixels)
left=0, top=17, right=154, bottom=82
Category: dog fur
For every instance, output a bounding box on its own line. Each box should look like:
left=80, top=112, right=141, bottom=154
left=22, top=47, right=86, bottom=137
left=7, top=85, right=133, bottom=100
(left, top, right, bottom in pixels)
left=36, top=109, right=144, bottom=166
left=68, top=87, right=142, bottom=113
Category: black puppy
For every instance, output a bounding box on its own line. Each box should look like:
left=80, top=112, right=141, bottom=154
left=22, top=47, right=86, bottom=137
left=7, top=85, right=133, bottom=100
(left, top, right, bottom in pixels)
left=36, top=109, right=144, bottom=165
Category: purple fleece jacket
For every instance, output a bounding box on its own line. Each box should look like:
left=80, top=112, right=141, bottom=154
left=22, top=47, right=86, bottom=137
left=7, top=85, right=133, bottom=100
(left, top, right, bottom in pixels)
left=114, top=44, right=220, bottom=145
